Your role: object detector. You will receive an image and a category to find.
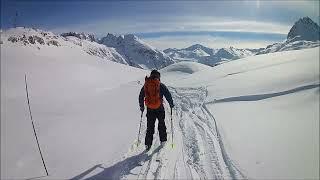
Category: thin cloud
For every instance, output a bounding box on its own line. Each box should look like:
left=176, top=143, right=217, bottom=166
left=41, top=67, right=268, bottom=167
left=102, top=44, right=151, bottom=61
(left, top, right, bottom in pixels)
left=51, top=17, right=290, bottom=37
left=141, top=35, right=279, bottom=50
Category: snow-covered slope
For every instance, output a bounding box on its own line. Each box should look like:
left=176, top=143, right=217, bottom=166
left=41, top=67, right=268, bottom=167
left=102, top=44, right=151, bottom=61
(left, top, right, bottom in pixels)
left=62, top=35, right=129, bottom=65
left=1, top=25, right=319, bottom=179
left=1, top=27, right=130, bottom=66
left=160, top=61, right=212, bottom=81
left=100, top=33, right=174, bottom=69
left=2, top=27, right=177, bottom=70
left=1, top=29, right=149, bottom=179
left=161, top=47, right=319, bottom=179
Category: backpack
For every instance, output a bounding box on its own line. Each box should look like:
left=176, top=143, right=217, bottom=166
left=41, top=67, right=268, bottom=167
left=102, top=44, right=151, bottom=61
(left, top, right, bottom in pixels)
left=144, top=76, right=161, bottom=109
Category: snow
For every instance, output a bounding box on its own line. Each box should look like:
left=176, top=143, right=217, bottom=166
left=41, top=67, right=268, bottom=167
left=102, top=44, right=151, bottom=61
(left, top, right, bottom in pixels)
left=162, top=47, right=320, bottom=179
left=165, top=17, right=320, bottom=66
left=1, top=27, right=174, bottom=70
left=63, top=36, right=129, bottom=65
left=257, top=37, right=320, bottom=55
left=257, top=17, right=320, bottom=55
left=1, top=38, right=148, bottom=179
left=99, top=33, right=174, bottom=69
left=1, top=27, right=131, bottom=67
left=164, top=44, right=254, bottom=66
left=211, top=88, right=319, bottom=179
left=1, top=26, right=319, bottom=179
left=159, top=61, right=211, bottom=82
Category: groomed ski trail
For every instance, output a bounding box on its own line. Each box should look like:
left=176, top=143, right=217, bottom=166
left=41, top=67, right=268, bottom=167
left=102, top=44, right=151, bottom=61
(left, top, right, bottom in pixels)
left=82, top=86, right=246, bottom=180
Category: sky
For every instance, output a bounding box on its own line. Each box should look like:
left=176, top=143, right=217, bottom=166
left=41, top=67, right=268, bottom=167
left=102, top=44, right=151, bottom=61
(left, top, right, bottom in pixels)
left=1, top=0, right=319, bottom=50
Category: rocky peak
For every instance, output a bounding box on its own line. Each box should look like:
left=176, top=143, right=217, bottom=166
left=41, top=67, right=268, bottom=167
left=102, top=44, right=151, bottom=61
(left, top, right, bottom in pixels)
left=287, top=17, right=320, bottom=41
left=61, top=32, right=96, bottom=42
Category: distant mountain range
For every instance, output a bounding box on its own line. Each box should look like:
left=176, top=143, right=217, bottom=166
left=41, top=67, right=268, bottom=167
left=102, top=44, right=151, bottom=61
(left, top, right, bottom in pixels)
left=256, top=17, right=320, bottom=55
left=164, top=16, right=320, bottom=66
left=164, top=45, right=259, bottom=66
left=1, top=17, right=319, bottom=69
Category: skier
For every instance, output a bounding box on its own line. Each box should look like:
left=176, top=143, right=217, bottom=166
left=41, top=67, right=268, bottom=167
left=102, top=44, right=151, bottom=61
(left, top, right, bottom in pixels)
left=139, top=70, right=174, bottom=151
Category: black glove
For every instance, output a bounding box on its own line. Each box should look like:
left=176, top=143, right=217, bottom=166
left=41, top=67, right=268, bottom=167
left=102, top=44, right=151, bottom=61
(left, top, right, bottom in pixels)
left=140, top=106, right=144, bottom=112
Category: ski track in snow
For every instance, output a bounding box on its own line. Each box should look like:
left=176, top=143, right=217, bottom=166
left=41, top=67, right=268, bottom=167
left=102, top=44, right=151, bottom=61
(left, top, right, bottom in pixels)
left=170, top=87, right=246, bottom=180
left=78, top=86, right=247, bottom=180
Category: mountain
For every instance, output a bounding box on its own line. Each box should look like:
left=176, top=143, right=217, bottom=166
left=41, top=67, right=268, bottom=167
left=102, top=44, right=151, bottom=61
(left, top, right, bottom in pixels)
left=163, top=44, right=216, bottom=62
left=159, top=47, right=319, bottom=180
left=165, top=17, right=320, bottom=65
left=61, top=32, right=96, bottom=42
left=61, top=32, right=130, bottom=65
left=2, top=25, right=319, bottom=180
left=287, top=17, right=320, bottom=41
left=99, top=33, right=174, bottom=69
left=256, top=36, right=320, bottom=55
left=2, top=27, right=174, bottom=70
left=184, top=44, right=216, bottom=56
left=2, top=27, right=130, bottom=66
left=1, top=29, right=148, bottom=179
left=164, top=45, right=254, bottom=66
left=257, top=17, right=320, bottom=55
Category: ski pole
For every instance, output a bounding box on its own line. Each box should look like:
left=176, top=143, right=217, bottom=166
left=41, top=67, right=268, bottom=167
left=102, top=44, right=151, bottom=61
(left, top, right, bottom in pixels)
left=171, top=108, right=174, bottom=149
left=137, top=111, right=143, bottom=147
left=25, top=74, right=49, bottom=176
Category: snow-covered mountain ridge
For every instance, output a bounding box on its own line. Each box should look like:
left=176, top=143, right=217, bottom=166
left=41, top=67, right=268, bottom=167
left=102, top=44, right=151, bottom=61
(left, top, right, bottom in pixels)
left=99, top=33, right=174, bottom=69
left=256, top=36, right=320, bottom=55
left=4, top=27, right=61, bottom=47
left=164, top=17, right=320, bottom=66
left=164, top=44, right=255, bottom=66
left=256, top=17, right=320, bottom=55
left=1, top=27, right=130, bottom=66
left=1, top=27, right=174, bottom=70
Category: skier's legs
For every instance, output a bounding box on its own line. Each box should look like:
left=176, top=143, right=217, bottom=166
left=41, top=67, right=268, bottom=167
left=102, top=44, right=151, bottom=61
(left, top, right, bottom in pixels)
left=157, top=109, right=167, bottom=142
left=145, top=109, right=156, bottom=146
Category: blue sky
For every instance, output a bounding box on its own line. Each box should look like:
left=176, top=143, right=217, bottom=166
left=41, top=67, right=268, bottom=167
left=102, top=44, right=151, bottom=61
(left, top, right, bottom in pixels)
left=1, top=0, right=319, bottom=49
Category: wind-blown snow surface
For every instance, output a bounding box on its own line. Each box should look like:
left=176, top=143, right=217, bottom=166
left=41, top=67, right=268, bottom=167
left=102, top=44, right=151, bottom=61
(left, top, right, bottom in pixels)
left=2, top=32, right=319, bottom=179
left=1, top=39, right=148, bottom=179
left=160, top=61, right=211, bottom=81
left=161, top=47, right=319, bottom=179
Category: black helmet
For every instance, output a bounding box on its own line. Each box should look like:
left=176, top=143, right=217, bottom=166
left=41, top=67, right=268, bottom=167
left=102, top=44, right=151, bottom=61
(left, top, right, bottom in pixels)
left=150, top=69, right=160, bottom=79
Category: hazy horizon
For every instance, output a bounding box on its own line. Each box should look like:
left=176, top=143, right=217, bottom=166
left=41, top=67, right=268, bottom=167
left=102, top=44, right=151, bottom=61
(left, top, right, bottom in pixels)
left=1, top=0, right=319, bottom=49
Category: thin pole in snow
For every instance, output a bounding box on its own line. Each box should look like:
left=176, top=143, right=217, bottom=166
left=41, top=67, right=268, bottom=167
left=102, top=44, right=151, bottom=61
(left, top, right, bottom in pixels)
left=170, top=108, right=174, bottom=149
left=137, top=111, right=143, bottom=147
left=24, top=74, right=49, bottom=176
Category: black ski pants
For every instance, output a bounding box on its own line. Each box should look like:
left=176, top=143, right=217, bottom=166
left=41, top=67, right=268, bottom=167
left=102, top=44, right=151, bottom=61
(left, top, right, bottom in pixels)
left=145, top=107, right=167, bottom=146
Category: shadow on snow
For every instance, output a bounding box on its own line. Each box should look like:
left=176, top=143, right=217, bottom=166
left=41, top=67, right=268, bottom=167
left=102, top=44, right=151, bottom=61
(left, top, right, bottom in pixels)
left=208, top=83, right=319, bottom=104
left=70, top=145, right=163, bottom=180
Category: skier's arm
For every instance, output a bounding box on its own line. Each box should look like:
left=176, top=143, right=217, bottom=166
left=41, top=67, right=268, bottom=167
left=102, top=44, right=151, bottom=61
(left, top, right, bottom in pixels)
left=139, top=87, right=145, bottom=109
left=161, top=84, right=174, bottom=108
